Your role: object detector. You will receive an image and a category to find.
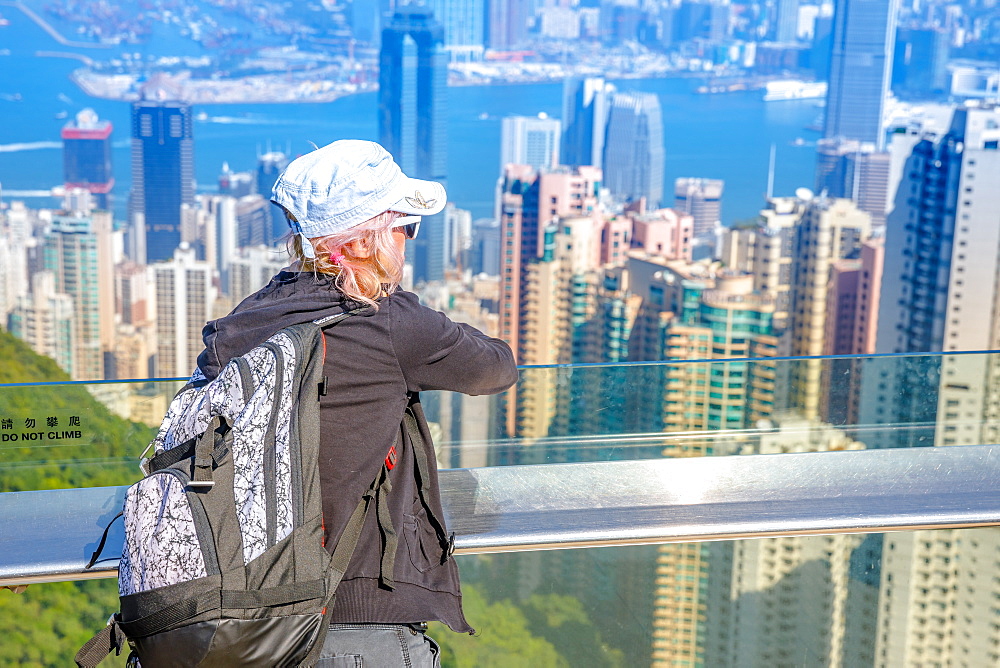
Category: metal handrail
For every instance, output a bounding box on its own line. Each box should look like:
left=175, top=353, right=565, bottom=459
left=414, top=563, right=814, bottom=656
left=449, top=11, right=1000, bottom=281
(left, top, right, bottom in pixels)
left=2, top=445, right=999, bottom=588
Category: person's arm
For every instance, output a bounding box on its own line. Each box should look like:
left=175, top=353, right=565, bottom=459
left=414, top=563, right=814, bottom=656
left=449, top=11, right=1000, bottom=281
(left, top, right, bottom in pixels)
left=389, top=291, right=518, bottom=395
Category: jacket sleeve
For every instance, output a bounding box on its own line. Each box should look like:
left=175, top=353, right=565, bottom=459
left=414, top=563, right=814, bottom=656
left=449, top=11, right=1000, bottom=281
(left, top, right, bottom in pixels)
left=389, top=291, right=518, bottom=395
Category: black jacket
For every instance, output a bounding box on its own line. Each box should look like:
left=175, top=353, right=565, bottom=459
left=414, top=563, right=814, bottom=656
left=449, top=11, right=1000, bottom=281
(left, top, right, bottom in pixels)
left=197, top=271, right=518, bottom=633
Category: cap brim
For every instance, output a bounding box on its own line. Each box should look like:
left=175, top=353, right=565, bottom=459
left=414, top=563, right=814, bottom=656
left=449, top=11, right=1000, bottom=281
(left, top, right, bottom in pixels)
left=389, top=178, right=447, bottom=217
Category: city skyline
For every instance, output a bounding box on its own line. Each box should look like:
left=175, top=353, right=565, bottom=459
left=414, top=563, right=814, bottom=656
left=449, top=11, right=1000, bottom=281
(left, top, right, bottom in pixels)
left=4, top=2, right=1000, bottom=664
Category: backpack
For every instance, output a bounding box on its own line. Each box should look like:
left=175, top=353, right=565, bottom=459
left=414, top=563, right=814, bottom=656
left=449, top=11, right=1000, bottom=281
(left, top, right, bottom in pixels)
left=76, top=310, right=397, bottom=667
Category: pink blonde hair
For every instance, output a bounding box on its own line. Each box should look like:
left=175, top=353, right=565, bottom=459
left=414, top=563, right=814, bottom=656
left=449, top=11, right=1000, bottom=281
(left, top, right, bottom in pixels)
left=286, top=211, right=404, bottom=309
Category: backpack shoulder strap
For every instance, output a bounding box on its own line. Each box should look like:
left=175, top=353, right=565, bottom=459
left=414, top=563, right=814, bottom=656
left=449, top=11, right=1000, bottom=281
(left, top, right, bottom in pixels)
left=404, top=405, right=454, bottom=561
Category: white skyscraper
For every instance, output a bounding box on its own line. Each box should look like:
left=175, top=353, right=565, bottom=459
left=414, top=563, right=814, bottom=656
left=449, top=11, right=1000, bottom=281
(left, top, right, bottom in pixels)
left=229, top=246, right=288, bottom=303
left=8, top=272, right=76, bottom=375
left=674, top=177, right=724, bottom=239
left=0, top=231, right=27, bottom=324
left=153, top=244, right=216, bottom=378
left=500, top=114, right=562, bottom=172
left=443, top=203, right=473, bottom=271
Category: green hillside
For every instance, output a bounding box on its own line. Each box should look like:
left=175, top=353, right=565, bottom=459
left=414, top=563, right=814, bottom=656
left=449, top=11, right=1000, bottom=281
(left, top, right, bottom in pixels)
left=0, top=330, right=153, bottom=492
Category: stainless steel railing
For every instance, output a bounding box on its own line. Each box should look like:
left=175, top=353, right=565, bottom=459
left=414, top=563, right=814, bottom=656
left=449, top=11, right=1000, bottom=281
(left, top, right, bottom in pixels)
left=3, top=444, right=1000, bottom=587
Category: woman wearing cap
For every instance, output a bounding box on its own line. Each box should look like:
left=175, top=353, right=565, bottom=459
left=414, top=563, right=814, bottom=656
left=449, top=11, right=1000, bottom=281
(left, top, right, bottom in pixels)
left=196, top=140, right=518, bottom=665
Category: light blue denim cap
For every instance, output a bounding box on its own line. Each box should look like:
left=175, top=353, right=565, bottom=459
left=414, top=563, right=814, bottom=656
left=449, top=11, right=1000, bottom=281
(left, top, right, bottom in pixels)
left=270, top=139, right=446, bottom=257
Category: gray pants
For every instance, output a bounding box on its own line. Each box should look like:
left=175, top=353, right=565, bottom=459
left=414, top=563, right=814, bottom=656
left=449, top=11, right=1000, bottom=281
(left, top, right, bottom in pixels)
left=316, top=623, right=442, bottom=667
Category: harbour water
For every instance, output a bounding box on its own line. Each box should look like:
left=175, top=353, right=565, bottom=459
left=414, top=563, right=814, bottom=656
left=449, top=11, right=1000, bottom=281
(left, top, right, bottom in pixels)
left=0, top=5, right=820, bottom=223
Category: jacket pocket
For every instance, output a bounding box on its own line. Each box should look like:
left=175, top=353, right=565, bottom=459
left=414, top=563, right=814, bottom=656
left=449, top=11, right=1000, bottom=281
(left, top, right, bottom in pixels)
left=402, top=507, right=443, bottom=574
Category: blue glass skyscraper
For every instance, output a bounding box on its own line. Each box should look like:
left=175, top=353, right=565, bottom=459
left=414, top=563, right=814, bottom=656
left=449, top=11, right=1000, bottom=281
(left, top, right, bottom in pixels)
left=426, top=0, right=484, bottom=52
left=379, top=6, right=448, bottom=282
left=129, top=78, right=195, bottom=264
left=560, top=77, right=615, bottom=170
left=823, top=0, right=900, bottom=148
left=602, top=92, right=665, bottom=207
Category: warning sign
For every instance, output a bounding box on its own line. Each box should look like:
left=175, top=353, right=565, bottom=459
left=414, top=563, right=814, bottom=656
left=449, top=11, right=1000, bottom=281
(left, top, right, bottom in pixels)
left=0, top=413, right=87, bottom=444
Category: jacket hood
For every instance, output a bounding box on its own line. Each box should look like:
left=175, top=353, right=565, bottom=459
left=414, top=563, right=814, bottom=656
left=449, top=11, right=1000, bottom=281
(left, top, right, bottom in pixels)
left=198, top=271, right=357, bottom=380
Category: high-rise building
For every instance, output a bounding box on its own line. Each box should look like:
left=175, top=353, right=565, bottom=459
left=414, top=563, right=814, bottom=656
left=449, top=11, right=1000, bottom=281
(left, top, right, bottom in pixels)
left=426, top=0, right=485, bottom=57
left=114, top=261, right=150, bottom=327
left=500, top=114, right=561, bottom=172
left=443, top=203, right=473, bottom=272
left=629, top=207, right=694, bottom=262
left=486, top=0, right=531, bottom=50
left=811, top=13, right=835, bottom=80
left=8, top=272, right=76, bottom=375
left=865, top=105, right=1000, bottom=450
left=721, top=193, right=871, bottom=417
left=774, top=0, right=800, bottom=42
left=256, top=151, right=289, bottom=245
left=43, top=212, right=116, bottom=380
left=130, top=77, right=195, bottom=264
left=229, top=245, right=288, bottom=302
left=561, top=77, right=615, bottom=170
left=673, top=0, right=729, bottom=42
left=892, top=26, right=949, bottom=98
left=718, top=200, right=799, bottom=332
left=471, top=218, right=501, bottom=276
left=603, top=92, right=665, bottom=207
left=674, top=178, right=724, bottom=239
left=787, top=195, right=871, bottom=418
left=62, top=108, right=113, bottom=210
left=198, top=195, right=238, bottom=296
left=873, top=527, right=1000, bottom=666
left=498, top=164, right=603, bottom=360
left=823, top=0, right=900, bottom=147
left=236, top=195, right=271, bottom=249
left=152, top=244, right=215, bottom=379
left=538, top=6, right=581, bottom=41
left=0, top=227, right=27, bottom=324
left=616, top=262, right=777, bottom=666
left=821, top=238, right=884, bottom=425
left=876, top=106, right=1000, bottom=356
left=114, top=261, right=154, bottom=379
left=379, top=6, right=449, bottom=282
left=662, top=271, right=779, bottom=432
left=815, top=138, right=891, bottom=226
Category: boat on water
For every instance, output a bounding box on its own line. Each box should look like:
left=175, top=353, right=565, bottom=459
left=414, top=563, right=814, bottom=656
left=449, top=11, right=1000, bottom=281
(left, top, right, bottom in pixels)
left=764, top=80, right=828, bottom=102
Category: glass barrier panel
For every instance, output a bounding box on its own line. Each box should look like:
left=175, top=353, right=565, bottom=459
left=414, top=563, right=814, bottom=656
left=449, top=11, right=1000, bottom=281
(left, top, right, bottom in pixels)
left=438, top=526, right=1000, bottom=666
left=0, top=380, right=182, bottom=493
left=426, top=351, right=1000, bottom=466
left=4, top=527, right=997, bottom=666
left=1, top=350, right=998, bottom=491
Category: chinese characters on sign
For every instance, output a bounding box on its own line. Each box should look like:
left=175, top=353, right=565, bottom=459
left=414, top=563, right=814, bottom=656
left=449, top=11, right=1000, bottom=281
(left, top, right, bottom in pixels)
left=0, top=413, right=86, bottom=443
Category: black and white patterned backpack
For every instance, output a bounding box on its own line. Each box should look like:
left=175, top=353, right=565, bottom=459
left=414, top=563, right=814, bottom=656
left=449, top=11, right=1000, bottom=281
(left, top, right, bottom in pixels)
left=77, top=311, right=396, bottom=667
